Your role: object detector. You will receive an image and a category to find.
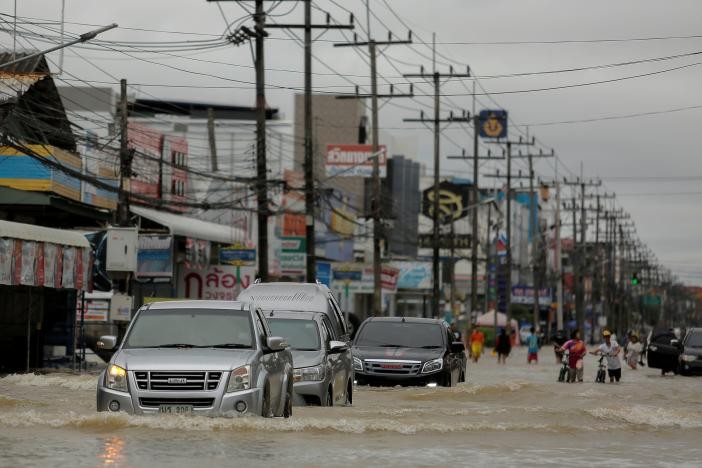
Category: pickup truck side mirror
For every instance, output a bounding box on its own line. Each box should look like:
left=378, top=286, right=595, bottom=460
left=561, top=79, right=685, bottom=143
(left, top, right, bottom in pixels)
left=266, top=336, right=288, bottom=352
left=97, top=335, right=117, bottom=350
left=670, top=339, right=680, bottom=348
left=329, top=340, right=348, bottom=353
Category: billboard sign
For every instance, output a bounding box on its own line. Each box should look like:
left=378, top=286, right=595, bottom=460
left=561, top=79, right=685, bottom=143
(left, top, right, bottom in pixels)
left=178, top=264, right=255, bottom=301
left=220, top=243, right=256, bottom=266
left=422, top=181, right=470, bottom=224
left=418, top=233, right=472, bottom=249
left=280, top=236, right=306, bottom=276
left=478, top=110, right=508, bottom=139
left=325, top=144, right=387, bottom=177
left=511, top=285, right=552, bottom=305
left=316, top=261, right=332, bottom=287
left=390, top=261, right=435, bottom=290
left=137, top=234, right=173, bottom=278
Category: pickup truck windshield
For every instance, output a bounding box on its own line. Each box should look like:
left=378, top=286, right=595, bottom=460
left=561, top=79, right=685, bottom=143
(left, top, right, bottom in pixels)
left=268, top=318, right=321, bottom=351
left=686, top=332, right=702, bottom=348
left=355, top=322, right=444, bottom=349
left=124, top=309, right=254, bottom=349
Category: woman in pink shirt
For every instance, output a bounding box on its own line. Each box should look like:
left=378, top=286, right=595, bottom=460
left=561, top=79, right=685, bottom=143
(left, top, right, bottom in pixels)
left=560, top=329, right=587, bottom=383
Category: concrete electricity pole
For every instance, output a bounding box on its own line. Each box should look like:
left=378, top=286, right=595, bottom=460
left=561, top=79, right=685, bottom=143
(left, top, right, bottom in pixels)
left=335, top=30, right=412, bottom=316
left=268, top=1, right=353, bottom=283
left=402, top=34, right=471, bottom=319
left=117, top=78, right=134, bottom=228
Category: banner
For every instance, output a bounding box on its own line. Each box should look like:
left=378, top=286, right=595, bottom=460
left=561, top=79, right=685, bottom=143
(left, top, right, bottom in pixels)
left=390, top=261, right=435, bottom=290
left=325, top=144, right=387, bottom=177
left=43, top=243, right=57, bottom=288
left=185, top=238, right=210, bottom=270
left=61, top=246, right=76, bottom=289
left=0, top=238, right=13, bottom=285
left=511, top=285, right=552, bottom=305
left=178, top=264, right=255, bottom=301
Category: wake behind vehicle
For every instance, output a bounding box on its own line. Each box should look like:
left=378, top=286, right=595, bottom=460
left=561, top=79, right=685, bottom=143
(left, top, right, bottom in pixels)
left=96, top=300, right=293, bottom=417
left=352, top=317, right=466, bottom=387
left=266, top=310, right=353, bottom=406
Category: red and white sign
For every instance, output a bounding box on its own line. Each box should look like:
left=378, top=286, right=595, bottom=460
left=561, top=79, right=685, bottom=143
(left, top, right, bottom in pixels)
left=325, top=144, right=387, bottom=177
left=381, top=266, right=400, bottom=293
left=178, top=265, right=255, bottom=301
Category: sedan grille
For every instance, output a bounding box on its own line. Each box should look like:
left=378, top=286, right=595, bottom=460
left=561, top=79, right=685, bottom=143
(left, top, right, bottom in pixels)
left=363, top=359, right=421, bottom=375
left=139, top=398, right=214, bottom=408
left=134, top=371, right=223, bottom=391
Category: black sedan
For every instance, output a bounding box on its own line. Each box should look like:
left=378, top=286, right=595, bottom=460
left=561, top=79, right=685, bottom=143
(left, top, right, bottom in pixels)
left=352, top=317, right=466, bottom=387
left=678, top=328, right=702, bottom=376
left=646, top=329, right=681, bottom=375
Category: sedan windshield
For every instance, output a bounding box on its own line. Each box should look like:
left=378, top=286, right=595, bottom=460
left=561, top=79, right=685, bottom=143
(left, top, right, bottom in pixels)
left=355, top=322, right=444, bottom=348
left=267, top=318, right=321, bottom=351
left=124, top=309, right=254, bottom=349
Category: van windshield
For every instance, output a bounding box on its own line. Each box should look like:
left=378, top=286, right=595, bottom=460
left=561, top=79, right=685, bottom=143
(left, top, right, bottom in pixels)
left=355, top=322, right=444, bottom=349
left=124, top=309, right=254, bottom=349
left=267, top=318, right=321, bottom=351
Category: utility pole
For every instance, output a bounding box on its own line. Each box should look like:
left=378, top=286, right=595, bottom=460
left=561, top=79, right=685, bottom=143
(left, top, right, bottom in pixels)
left=268, top=1, right=354, bottom=283
left=117, top=78, right=133, bottom=227
left=555, top=179, right=563, bottom=332
left=482, top=137, right=538, bottom=325
left=403, top=67, right=470, bottom=320
left=335, top=31, right=412, bottom=316
left=207, top=107, right=218, bottom=172
left=447, top=147, right=504, bottom=314
left=253, top=0, right=269, bottom=281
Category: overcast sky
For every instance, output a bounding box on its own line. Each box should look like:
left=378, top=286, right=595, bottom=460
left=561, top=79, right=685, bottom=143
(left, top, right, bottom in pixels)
left=2, top=0, right=701, bottom=285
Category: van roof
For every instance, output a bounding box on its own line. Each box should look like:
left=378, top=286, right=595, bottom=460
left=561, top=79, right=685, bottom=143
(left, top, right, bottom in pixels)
left=238, top=282, right=330, bottom=312
left=145, top=300, right=250, bottom=311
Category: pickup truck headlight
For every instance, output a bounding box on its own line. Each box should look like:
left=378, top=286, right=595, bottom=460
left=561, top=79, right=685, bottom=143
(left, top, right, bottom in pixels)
left=421, top=358, right=443, bottom=374
left=227, top=365, right=251, bottom=393
left=681, top=354, right=698, bottom=362
left=353, top=356, right=363, bottom=372
left=106, top=364, right=128, bottom=392
left=293, top=365, right=325, bottom=382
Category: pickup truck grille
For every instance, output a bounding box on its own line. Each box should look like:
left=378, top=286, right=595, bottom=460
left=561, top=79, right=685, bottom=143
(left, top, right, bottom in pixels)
left=134, top=371, right=223, bottom=391
left=139, top=398, right=215, bottom=408
left=363, top=359, right=421, bottom=375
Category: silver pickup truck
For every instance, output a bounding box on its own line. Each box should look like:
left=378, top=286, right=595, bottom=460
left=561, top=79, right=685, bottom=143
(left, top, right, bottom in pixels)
left=96, top=300, right=293, bottom=417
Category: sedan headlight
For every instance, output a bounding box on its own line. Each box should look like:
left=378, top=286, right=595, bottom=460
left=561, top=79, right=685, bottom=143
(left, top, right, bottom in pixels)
left=227, top=365, right=251, bottom=393
left=106, top=364, right=128, bottom=392
left=353, top=356, right=363, bottom=372
left=421, top=358, right=443, bottom=374
left=681, top=354, right=698, bottom=362
left=293, top=365, right=325, bottom=382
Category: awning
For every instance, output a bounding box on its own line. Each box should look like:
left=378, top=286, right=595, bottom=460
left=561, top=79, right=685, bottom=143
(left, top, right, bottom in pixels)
left=130, top=205, right=247, bottom=245
left=0, top=219, right=90, bottom=248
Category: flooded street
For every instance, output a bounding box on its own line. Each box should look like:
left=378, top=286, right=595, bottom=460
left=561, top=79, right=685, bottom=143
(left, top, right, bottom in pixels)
left=1, top=348, right=700, bottom=467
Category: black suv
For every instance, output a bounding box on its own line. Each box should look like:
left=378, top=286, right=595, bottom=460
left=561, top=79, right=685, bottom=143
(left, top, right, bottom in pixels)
left=352, top=317, right=466, bottom=387
left=677, top=328, right=702, bottom=376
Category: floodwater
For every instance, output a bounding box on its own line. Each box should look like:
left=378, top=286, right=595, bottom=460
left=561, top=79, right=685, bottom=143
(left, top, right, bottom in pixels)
left=1, top=348, right=700, bottom=467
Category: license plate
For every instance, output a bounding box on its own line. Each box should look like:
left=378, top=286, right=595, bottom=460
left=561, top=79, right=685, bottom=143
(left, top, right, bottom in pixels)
left=381, top=364, right=402, bottom=369
left=158, top=405, right=193, bottom=415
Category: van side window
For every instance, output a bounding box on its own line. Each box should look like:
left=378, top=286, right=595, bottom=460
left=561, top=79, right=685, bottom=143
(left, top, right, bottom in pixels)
left=253, top=311, right=268, bottom=344
left=328, top=295, right=346, bottom=335
left=321, top=317, right=336, bottom=343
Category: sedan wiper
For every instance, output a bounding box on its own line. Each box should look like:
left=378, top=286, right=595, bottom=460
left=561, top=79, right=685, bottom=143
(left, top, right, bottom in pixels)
left=208, top=343, right=251, bottom=349
left=293, top=347, right=320, bottom=351
left=419, top=345, right=442, bottom=349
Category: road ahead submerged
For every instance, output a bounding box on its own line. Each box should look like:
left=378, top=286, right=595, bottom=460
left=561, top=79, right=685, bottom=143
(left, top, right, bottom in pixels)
left=1, top=348, right=700, bottom=467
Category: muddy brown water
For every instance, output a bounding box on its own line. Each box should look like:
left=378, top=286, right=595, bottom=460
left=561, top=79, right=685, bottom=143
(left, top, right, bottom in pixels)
left=1, top=348, right=700, bottom=467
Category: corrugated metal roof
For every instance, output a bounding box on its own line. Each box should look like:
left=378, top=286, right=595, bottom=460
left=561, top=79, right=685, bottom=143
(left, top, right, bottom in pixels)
left=130, top=205, right=247, bottom=244
left=0, top=219, right=90, bottom=248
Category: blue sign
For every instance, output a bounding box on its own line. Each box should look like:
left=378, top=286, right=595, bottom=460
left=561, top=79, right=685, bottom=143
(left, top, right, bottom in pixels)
left=316, top=262, right=332, bottom=287
left=219, top=247, right=256, bottom=265
left=332, top=269, right=363, bottom=282
left=478, top=110, right=508, bottom=139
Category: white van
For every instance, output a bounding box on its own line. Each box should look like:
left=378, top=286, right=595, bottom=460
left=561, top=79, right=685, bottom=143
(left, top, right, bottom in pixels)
left=237, top=282, right=351, bottom=342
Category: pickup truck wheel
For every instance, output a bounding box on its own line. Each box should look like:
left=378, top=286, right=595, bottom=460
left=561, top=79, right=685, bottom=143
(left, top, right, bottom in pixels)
left=261, top=383, right=271, bottom=417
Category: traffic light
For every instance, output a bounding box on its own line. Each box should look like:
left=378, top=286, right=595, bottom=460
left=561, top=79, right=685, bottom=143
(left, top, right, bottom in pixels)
left=631, top=272, right=639, bottom=285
